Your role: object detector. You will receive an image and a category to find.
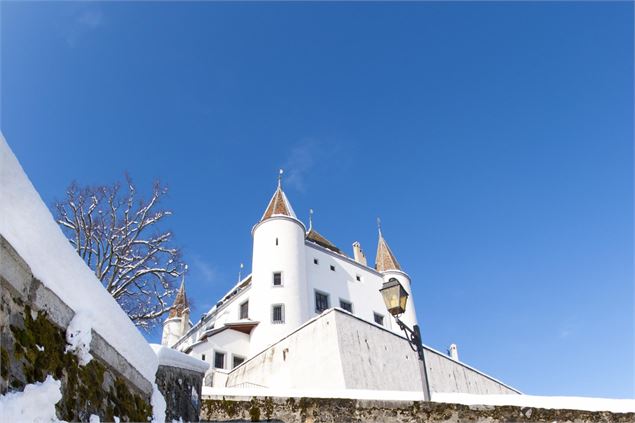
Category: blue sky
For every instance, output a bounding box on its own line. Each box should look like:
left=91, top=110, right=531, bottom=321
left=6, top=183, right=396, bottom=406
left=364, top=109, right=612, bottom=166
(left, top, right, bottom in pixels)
left=2, top=2, right=633, bottom=398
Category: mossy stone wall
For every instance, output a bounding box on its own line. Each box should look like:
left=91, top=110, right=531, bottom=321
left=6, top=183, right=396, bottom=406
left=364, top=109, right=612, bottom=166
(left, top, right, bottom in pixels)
left=201, top=396, right=635, bottom=423
left=0, top=236, right=152, bottom=422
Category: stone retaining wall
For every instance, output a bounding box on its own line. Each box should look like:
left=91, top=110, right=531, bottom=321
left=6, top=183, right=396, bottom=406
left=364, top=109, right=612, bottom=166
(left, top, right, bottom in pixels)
left=156, top=364, right=205, bottom=422
left=201, top=396, right=634, bottom=423
left=0, top=236, right=152, bottom=421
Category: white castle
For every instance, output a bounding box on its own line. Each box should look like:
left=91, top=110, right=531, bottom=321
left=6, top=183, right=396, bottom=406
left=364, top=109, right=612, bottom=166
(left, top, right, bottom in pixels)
left=162, top=173, right=519, bottom=395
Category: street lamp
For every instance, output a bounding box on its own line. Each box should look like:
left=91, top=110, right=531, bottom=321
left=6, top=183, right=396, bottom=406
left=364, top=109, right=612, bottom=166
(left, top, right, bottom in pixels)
left=379, top=277, right=431, bottom=401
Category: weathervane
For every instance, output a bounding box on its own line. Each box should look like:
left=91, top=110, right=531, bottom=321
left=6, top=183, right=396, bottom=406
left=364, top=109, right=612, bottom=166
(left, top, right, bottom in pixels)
left=377, top=217, right=382, bottom=237
left=309, top=209, right=314, bottom=231
left=277, top=168, right=284, bottom=188
left=238, top=262, right=244, bottom=282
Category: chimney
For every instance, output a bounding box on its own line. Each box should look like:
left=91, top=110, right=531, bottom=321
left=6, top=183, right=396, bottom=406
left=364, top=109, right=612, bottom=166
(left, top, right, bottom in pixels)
left=352, top=241, right=367, bottom=266
left=448, top=343, right=459, bottom=361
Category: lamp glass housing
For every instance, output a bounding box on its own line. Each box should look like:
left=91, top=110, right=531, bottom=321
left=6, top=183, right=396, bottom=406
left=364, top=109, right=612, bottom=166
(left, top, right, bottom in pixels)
left=380, top=278, right=408, bottom=316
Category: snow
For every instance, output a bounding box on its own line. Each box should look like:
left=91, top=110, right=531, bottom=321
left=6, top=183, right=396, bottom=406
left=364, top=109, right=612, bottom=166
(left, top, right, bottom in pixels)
left=65, top=312, right=93, bottom=366
left=151, top=344, right=210, bottom=373
left=433, top=392, right=635, bottom=414
left=0, top=375, right=63, bottom=422
left=0, top=136, right=158, bottom=383
left=203, top=387, right=635, bottom=413
left=151, top=383, right=167, bottom=423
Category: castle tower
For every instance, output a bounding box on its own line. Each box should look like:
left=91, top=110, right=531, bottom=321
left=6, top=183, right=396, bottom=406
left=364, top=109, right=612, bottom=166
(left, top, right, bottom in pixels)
left=161, top=278, right=191, bottom=347
left=375, top=222, right=419, bottom=331
left=248, top=171, right=309, bottom=354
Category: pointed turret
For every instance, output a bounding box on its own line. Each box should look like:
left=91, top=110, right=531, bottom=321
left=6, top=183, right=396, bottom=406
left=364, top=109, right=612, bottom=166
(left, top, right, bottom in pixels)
left=162, top=275, right=192, bottom=347
left=168, top=278, right=189, bottom=318
left=375, top=219, right=401, bottom=272
left=250, top=170, right=309, bottom=352
left=260, top=169, right=296, bottom=221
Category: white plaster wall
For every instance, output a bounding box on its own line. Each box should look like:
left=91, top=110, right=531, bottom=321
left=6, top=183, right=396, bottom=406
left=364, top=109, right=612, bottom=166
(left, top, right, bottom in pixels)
left=304, top=244, right=399, bottom=335
left=423, top=348, right=518, bottom=394
left=249, top=216, right=309, bottom=354
left=174, top=286, right=251, bottom=352
left=334, top=309, right=425, bottom=391
left=162, top=317, right=184, bottom=348
left=225, top=309, right=519, bottom=395
left=226, top=311, right=346, bottom=390
left=190, top=329, right=251, bottom=370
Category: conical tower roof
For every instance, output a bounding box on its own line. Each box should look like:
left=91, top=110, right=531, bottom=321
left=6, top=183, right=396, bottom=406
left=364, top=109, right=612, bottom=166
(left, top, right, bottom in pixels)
left=375, top=223, right=402, bottom=272
left=168, top=278, right=189, bottom=318
left=260, top=170, right=296, bottom=221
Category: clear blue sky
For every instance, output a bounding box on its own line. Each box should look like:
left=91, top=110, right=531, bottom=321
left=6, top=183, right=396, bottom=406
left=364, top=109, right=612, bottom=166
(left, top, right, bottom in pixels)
left=2, top=1, right=633, bottom=399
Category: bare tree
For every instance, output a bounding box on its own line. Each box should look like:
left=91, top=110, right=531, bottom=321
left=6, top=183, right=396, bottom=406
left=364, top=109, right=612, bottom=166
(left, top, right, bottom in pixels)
left=54, top=175, right=186, bottom=330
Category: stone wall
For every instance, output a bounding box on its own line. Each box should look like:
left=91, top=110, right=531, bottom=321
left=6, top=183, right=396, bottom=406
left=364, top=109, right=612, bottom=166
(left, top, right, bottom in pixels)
left=201, top=396, right=635, bottom=423
left=0, top=236, right=152, bottom=421
left=156, top=364, right=204, bottom=422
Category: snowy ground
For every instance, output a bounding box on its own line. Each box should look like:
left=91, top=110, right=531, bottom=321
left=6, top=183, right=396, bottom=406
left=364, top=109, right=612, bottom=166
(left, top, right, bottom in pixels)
left=202, top=387, right=635, bottom=414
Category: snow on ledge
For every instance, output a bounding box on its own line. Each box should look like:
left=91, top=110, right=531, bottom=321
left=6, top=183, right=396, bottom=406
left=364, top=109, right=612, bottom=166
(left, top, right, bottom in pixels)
left=433, top=393, right=635, bottom=414
left=202, top=387, right=635, bottom=414
left=151, top=344, right=210, bottom=373
left=0, top=136, right=158, bottom=383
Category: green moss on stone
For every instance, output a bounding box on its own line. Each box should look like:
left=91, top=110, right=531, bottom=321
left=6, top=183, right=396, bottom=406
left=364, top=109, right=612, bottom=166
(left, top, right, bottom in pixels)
left=5, top=303, right=151, bottom=422
left=249, top=398, right=261, bottom=422
left=263, top=396, right=274, bottom=420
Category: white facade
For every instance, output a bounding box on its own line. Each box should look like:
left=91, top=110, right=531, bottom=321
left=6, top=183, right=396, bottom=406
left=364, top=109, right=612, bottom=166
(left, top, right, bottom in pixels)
left=163, top=179, right=516, bottom=395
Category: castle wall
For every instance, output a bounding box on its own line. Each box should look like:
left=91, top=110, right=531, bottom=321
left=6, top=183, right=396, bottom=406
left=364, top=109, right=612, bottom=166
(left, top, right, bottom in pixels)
left=223, top=309, right=519, bottom=395
left=304, top=243, right=404, bottom=336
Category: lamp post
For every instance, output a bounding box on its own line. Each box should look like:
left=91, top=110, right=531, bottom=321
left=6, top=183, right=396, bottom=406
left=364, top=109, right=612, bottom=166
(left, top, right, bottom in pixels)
left=379, top=277, right=431, bottom=401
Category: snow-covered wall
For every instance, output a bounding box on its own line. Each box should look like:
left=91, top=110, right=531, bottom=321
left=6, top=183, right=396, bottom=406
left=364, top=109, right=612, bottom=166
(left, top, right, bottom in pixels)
left=223, top=309, right=519, bottom=395
left=0, top=137, right=158, bottom=386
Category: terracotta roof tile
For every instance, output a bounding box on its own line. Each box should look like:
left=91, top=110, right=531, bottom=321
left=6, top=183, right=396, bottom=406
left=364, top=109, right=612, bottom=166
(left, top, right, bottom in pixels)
left=168, top=280, right=189, bottom=318
left=261, top=187, right=296, bottom=221
left=306, top=228, right=341, bottom=253
left=375, top=235, right=401, bottom=272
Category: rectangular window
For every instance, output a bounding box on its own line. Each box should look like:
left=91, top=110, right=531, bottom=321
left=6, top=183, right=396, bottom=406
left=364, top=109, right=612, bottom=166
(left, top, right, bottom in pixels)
left=214, top=352, right=225, bottom=369
left=356, top=275, right=361, bottom=282
left=339, top=299, right=353, bottom=313
left=314, top=258, right=319, bottom=265
left=240, top=301, right=249, bottom=319
left=330, top=265, right=335, bottom=271
left=201, top=354, right=206, bottom=362
left=272, top=304, right=285, bottom=323
left=374, top=312, right=385, bottom=326
left=233, top=356, right=245, bottom=368
left=315, top=291, right=330, bottom=313
left=273, top=272, right=282, bottom=286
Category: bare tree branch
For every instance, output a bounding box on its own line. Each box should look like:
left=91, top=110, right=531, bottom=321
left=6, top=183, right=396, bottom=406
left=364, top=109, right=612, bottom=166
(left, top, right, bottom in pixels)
left=54, top=175, right=186, bottom=331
